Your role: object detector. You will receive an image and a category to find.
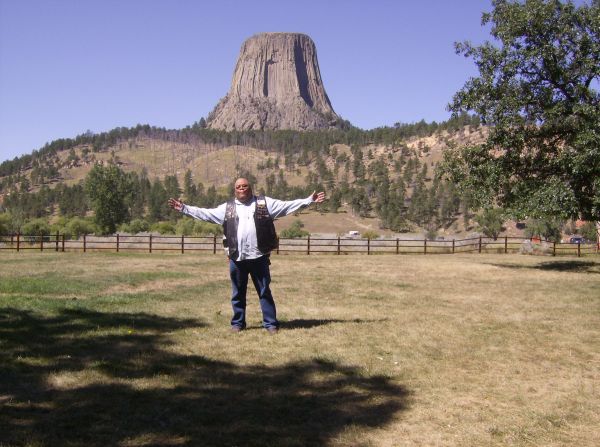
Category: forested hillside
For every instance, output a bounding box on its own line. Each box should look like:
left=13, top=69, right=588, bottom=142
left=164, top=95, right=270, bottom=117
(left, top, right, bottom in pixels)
left=1, top=114, right=594, bottom=241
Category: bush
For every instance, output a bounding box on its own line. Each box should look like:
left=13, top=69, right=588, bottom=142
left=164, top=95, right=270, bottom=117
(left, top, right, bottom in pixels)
left=425, top=227, right=438, bottom=240
left=67, top=217, right=97, bottom=238
left=151, top=221, right=176, bottom=235
left=580, top=222, right=598, bottom=243
left=192, top=221, right=222, bottom=236
left=119, top=219, right=150, bottom=235
left=176, top=219, right=195, bottom=236
left=22, top=218, right=51, bottom=241
left=361, top=230, right=380, bottom=239
left=525, top=218, right=563, bottom=243
left=280, top=219, right=309, bottom=238
left=0, top=212, right=11, bottom=235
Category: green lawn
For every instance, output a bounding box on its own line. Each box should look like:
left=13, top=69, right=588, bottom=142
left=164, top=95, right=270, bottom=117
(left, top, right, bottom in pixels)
left=1, top=252, right=599, bottom=446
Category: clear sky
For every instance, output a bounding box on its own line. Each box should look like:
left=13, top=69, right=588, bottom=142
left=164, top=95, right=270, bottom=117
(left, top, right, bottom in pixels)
left=0, top=0, right=494, bottom=163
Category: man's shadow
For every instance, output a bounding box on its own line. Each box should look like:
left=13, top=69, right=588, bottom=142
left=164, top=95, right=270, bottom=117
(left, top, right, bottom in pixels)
left=282, top=318, right=386, bottom=329
left=1, top=307, right=409, bottom=446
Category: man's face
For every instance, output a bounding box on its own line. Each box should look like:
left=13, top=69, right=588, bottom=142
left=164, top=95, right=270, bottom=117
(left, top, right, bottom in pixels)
left=234, top=178, right=252, bottom=203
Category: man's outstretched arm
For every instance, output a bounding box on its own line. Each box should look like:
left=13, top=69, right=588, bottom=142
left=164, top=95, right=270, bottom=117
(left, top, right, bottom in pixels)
left=267, top=191, right=326, bottom=219
left=167, top=197, right=226, bottom=225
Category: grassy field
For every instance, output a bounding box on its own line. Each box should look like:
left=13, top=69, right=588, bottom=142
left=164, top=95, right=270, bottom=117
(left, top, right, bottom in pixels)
left=1, top=252, right=599, bottom=447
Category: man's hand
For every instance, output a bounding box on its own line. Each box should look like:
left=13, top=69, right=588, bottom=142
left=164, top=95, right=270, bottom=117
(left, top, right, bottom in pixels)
left=311, top=191, right=326, bottom=203
left=168, top=198, right=184, bottom=212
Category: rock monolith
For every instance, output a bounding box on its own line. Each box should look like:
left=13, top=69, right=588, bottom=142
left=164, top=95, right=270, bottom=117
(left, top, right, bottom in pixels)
left=207, top=33, right=341, bottom=131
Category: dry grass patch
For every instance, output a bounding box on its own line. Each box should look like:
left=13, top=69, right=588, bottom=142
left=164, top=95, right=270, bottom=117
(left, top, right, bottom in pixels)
left=0, top=252, right=598, bottom=446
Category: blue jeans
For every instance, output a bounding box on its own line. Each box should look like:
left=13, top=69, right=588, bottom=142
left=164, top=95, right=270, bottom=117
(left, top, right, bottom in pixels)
left=229, top=255, right=278, bottom=329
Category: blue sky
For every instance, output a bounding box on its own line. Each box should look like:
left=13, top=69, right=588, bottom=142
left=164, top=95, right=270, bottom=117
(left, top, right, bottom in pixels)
left=0, top=0, right=494, bottom=162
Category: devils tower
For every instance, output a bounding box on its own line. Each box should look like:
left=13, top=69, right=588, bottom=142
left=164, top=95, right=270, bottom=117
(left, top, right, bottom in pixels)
left=207, top=33, right=342, bottom=131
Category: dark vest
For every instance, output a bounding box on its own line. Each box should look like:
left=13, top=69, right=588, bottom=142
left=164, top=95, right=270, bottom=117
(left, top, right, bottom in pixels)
left=222, top=195, right=278, bottom=259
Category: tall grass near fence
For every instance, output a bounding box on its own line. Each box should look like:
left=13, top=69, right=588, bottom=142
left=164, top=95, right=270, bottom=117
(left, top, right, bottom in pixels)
left=1, top=253, right=599, bottom=446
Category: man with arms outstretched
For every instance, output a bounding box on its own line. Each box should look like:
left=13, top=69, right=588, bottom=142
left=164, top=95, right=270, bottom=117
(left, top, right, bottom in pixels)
left=169, top=178, right=325, bottom=334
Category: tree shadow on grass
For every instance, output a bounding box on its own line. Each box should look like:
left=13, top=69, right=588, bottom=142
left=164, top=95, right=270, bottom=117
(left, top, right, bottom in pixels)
left=0, top=307, right=409, bottom=446
left=487, top=260, right=600, bottom=274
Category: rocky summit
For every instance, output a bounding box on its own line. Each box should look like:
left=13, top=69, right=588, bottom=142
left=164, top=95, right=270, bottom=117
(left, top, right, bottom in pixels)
left=207, top=32, right=341, bottom=131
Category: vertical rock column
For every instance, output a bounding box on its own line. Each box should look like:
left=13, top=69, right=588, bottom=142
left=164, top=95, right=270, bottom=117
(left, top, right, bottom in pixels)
left=207, top=33, right=340, bottom=131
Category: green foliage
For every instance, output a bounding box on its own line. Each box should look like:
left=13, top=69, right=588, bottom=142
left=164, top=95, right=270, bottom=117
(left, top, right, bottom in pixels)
left=174, top=219, right=222, bottom=236
left=525, top=218, right=564, bottom=243
left=22, top=218, right=51, bottom=240
left=280, top=219, right=310, bottom=239
left=175, top=218, right=195, bottom=236
left=361, top=230, right=380, bottom=240
left=446, top=0, right=600, bottom=220
left=148, top=178, right=168, bottom=222
left=328, top=189, right=342, bottom=213
left=51, top=216, right=97, bottom=239
left=118, top=218, right=150, bottom=235
left=151, top=221, right=176, bottom=235
left=474, top=208, right=505, bottom=240
left=425, top=226, right=438, bottom=241
left=67, top=217, right=96, bottom=238
left=0, top=212, right=11, bottom=234
left=192, top=220, right=222, bottom=236
left=85, top=164, right=131, bottom=234
left=580, top=221, right=599, bottom=243
left=56, top=182, right=88, bottom=217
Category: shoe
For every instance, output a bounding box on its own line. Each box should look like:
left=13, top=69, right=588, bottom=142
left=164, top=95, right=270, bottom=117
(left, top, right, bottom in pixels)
left=266, top=327, right=279, bottom=335
left=231, top=326, right=243, bottom=333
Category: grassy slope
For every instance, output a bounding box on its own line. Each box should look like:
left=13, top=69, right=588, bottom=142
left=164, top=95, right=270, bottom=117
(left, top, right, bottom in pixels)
left=1, top=252, right=599, bottom=446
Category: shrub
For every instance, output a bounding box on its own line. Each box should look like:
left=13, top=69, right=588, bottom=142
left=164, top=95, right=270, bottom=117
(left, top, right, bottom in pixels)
left=176, top=219, right=195, bottom=236
left=525, top=218, right=563, bottom=243
left=280, top=219, right=310, bottom=238
left=120, top=219, right=150, bottom=235
left=361, top=230, right=380, bottom=239
left=0, top=212, right=11, bottom=235
left=193, top=221, right=222, bottom=236
left=22, top=218, right=51, bottom=241
left=580, top=222, right=598, bottom=243
left=67, top=217, right=97, bottom=238
left=425, top=227, right=438, bottom=240
left=151, top=221, right=176, bottom=235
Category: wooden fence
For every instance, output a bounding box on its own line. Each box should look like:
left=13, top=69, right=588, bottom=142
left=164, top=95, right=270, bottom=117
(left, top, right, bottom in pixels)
left=1, top=233, right=598, bottom=257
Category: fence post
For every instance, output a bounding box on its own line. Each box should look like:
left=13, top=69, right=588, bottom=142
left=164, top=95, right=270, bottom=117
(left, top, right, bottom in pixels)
left=213, top=235, right=217, bottom=254
left=276, top=237, right=280, bottom=255
left=55, top=231, right=59, bottom=252
left=396, top=238, right=399, bottom=255
left=337, top=236, right=341, bottom=255
left=181, top=235, right=185, bottom=254
left=504, top=236, right=508, bottom=254
left=367, top=238, right=371, bottom=255
left=62, top=233, right=65, bottom=252
left=478, top=237, right=482, bottom=253
left=83, top=234, right=87, bottom=253
left=553, top=241, right=556, bottom=257
left=307, top=235, right=311, bottom=255
left=16, top=233, right=20, bottom=252
left=40, top=235, right=44, bottom=252
left=116, top=234, right=120, bottom=253
left=424, top=239, right=427, bottom=255
left=149, top=234, right=152, bottom=253
left=452, top=239, right=455, bottom=254
left=577, top=242, right=581, bottom=258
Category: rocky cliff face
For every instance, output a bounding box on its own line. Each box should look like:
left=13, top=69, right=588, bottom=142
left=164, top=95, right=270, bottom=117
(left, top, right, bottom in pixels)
left=207, top=33, right=341, bottom=131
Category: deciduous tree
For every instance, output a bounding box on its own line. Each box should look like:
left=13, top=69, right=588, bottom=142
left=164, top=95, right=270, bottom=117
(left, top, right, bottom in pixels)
left=444, top=0, right=600, bottom=221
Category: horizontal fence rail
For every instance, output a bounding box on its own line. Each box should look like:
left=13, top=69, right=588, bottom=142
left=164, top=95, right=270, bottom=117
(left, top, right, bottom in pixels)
left=1, top=233, right=598, bottom=257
